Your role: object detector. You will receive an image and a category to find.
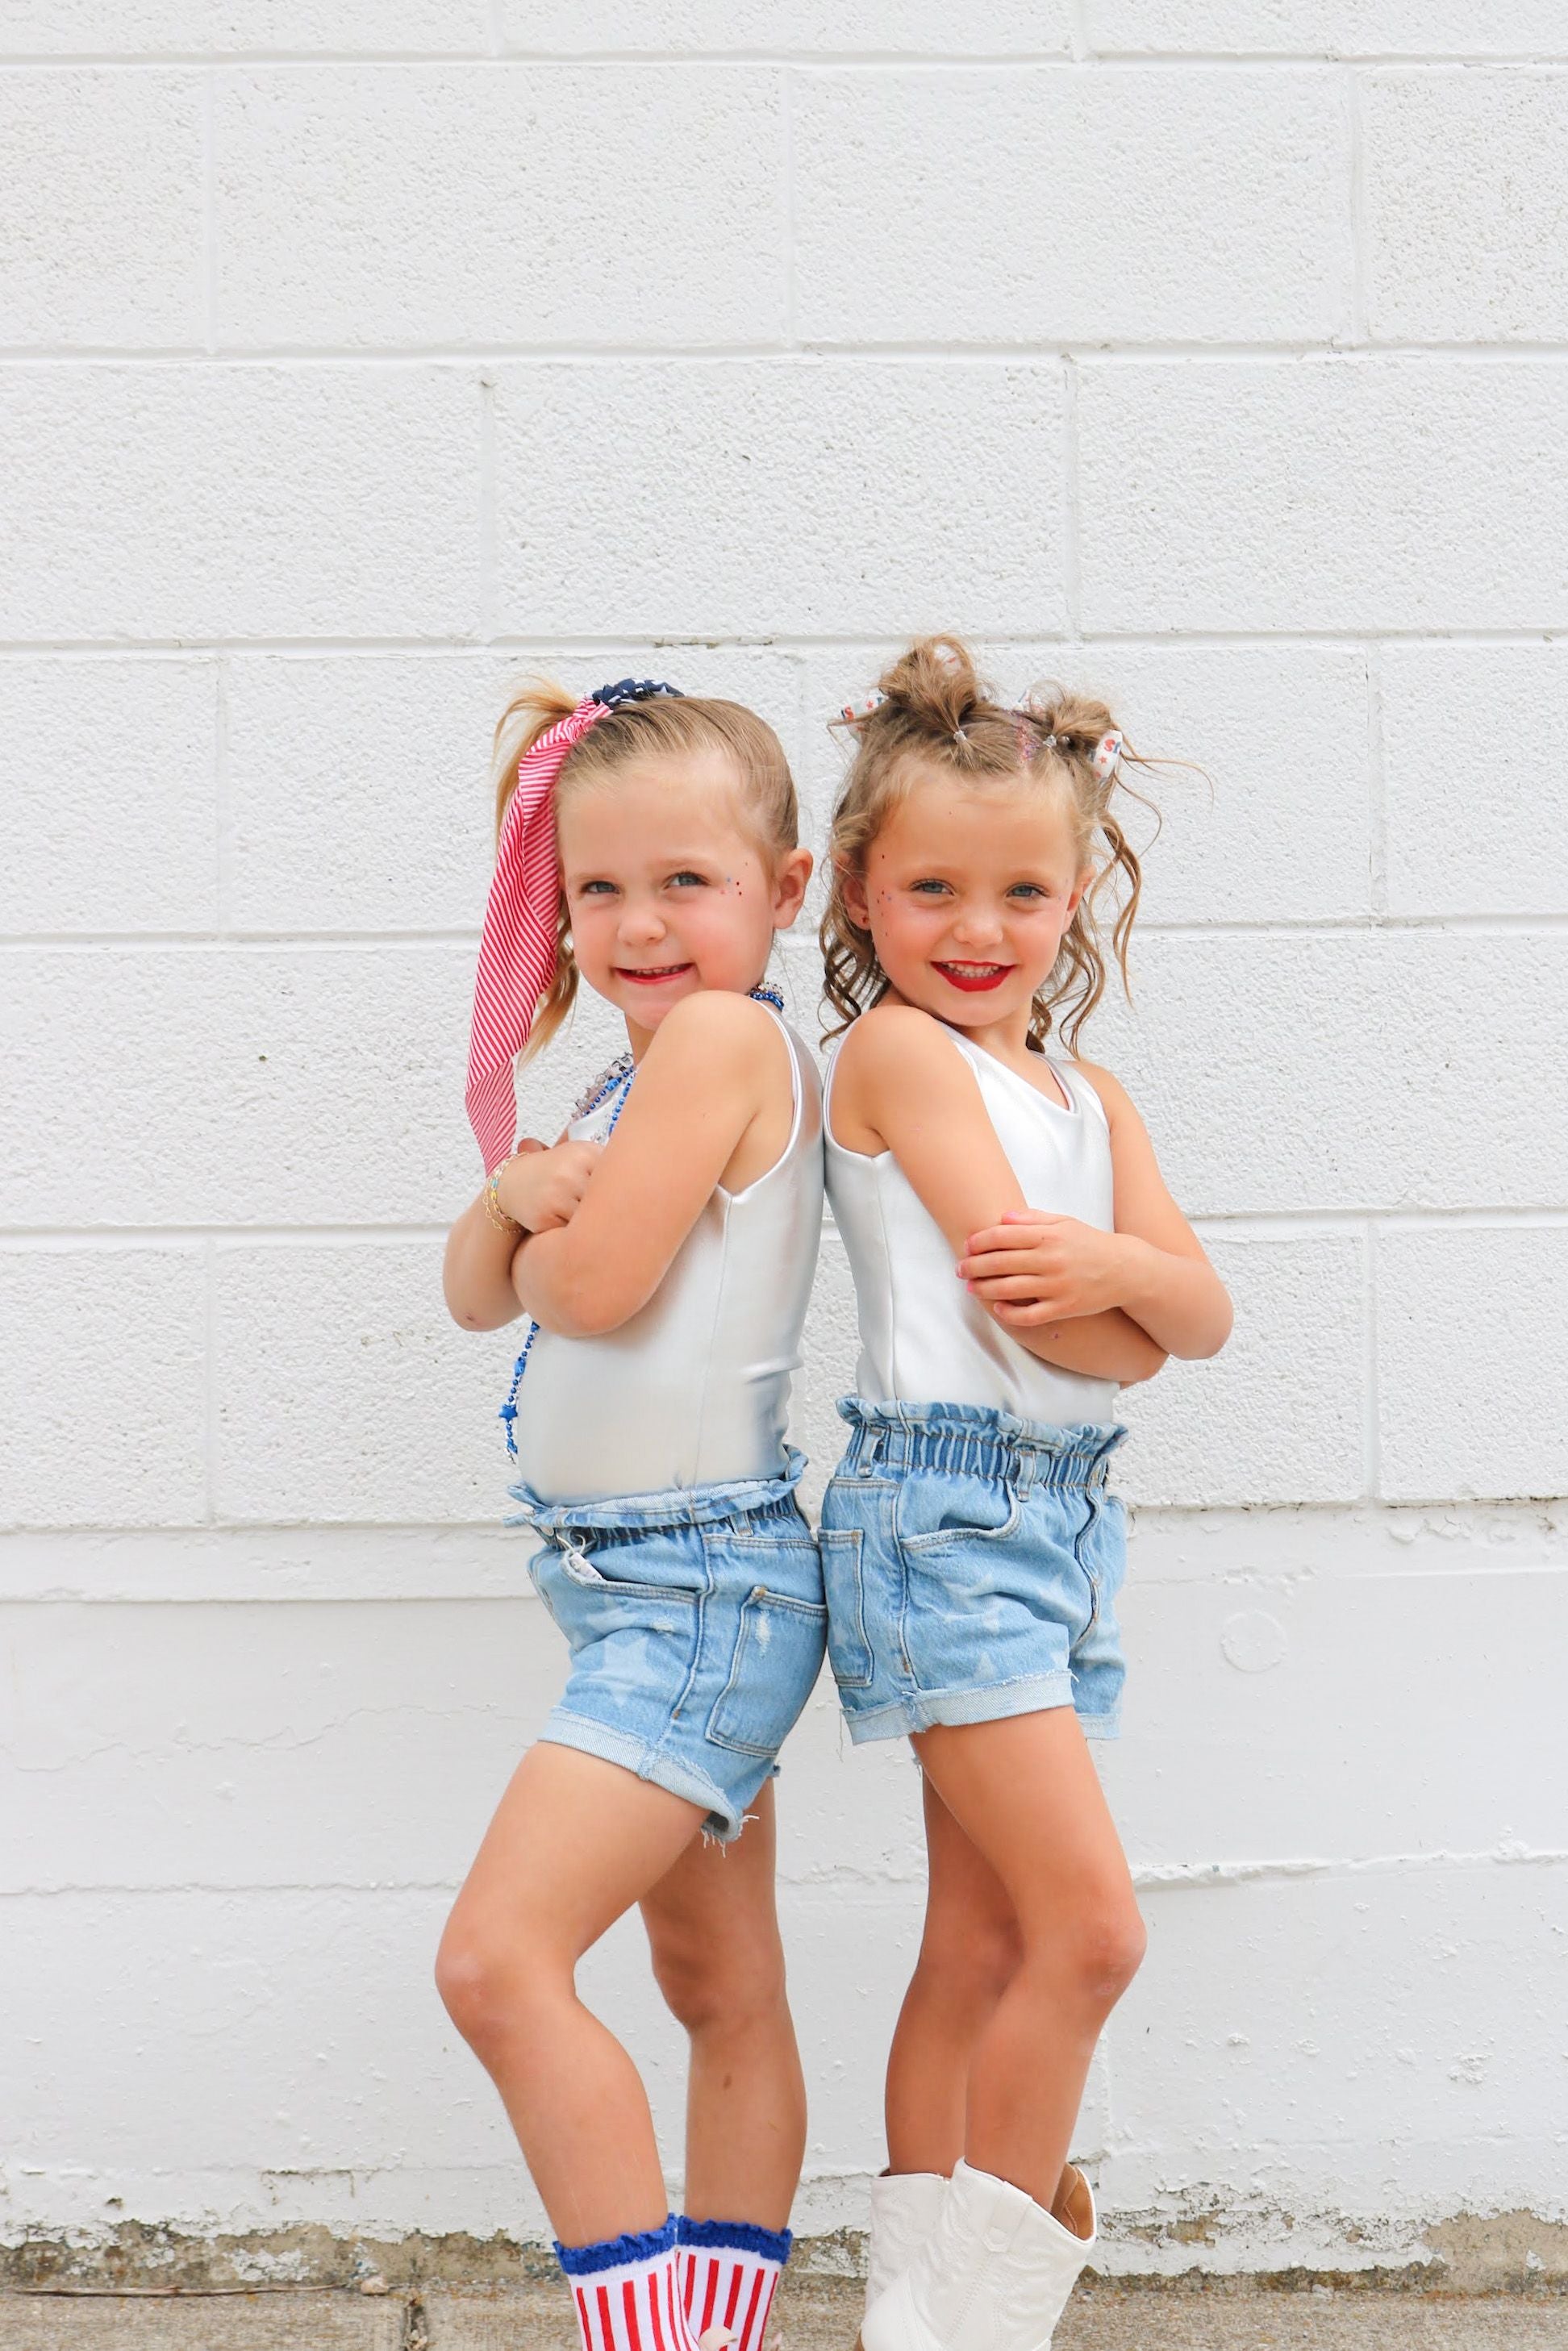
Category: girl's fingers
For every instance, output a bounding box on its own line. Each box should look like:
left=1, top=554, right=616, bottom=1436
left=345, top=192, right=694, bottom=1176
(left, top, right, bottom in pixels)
left=993, top=1298, right=1066, bottom=1325
left=971, top=1274, right=1060, bottom=1303
left=966, top=1221, right=1049, bottom=1255
left=957, top=1249, right=1053, bottom=1281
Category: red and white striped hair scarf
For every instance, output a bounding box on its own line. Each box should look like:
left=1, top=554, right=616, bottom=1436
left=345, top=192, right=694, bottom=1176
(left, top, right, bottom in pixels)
left=464, top=694, right=607, bottom=1173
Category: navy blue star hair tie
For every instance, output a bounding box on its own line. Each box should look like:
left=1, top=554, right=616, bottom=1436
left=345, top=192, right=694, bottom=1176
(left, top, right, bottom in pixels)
left=590, top=676, right=684, bottom=710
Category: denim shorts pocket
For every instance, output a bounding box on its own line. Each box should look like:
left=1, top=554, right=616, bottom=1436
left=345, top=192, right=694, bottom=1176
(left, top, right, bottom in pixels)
left=707, top=1588, right=828, bottom=1757
left=536, top=1530, right=705, bottom=1603
left=819, top=1528, right=874, bottom=1689
left=895, top=1471, right=1022, bottom=1553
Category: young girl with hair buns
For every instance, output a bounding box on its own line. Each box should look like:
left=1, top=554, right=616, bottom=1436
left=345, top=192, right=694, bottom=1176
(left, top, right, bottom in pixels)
left=438, top=677, right=825, bottom=2351
left=819, top=640, right=1232, bottom=2351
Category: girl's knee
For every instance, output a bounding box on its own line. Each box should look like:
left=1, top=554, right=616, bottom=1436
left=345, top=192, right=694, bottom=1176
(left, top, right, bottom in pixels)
left=435, top=1910, right=557, bottom=2054
left=647, top=1914, right=786, bottom=2034
left=918, top=1906, right=1024, bottom=2013
left=1053, top=1897, right=1146, bottom=2011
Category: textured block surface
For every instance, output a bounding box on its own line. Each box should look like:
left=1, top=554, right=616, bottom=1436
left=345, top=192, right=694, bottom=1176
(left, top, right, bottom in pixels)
left=794, top=68, right=1348, bottom=346
left=3, top=2, right=1566, bottom=2291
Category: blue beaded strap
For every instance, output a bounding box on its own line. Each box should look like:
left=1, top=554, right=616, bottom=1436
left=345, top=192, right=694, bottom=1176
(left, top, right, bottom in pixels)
left=498, top=982, right=785, bottom=1458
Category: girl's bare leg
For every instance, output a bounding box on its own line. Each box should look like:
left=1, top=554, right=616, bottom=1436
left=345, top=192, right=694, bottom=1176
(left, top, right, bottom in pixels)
left=912, top=1709, right=1146, bottom=2211
left=435, top=1741, right=704, bottom=2248
left=639, top=1782, right=805, bottom=2229
left=884, top=1768, right=1023, bottom=2178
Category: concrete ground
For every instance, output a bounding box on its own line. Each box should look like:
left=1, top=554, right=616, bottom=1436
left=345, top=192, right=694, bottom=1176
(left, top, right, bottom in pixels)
left=4, top=2283, right=1568, bottom=2351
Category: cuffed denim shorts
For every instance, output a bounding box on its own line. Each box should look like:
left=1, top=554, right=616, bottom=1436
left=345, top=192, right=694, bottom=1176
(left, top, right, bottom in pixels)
left=818, top=1399, right=1128, bottom=1746
left=506, top=1449, right=827, bottom=1842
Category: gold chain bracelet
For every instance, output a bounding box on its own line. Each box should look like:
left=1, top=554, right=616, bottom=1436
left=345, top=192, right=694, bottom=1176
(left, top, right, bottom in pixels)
left=482, top=1164, right=523, bottom=1236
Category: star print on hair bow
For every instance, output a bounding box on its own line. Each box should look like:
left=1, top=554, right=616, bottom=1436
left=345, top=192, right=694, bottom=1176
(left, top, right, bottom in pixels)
left=840, top=689, right=887, bottom=723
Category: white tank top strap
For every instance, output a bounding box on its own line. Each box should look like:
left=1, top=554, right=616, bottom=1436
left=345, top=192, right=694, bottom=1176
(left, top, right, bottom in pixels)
left=724, top=998, right=807, bottom=1201
left=1054, top=1057, right=1109, bottom=1131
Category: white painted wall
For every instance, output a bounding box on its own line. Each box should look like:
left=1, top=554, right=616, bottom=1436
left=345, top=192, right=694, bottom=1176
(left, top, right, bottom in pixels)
left=3, top=1, right=1567, bottom=2281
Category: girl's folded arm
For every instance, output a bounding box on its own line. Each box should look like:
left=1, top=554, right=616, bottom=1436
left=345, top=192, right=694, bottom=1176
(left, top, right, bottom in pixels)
left=442, top=1140, right=550, bottom=1332
left=842, top=1008, right=1168, bottom=1385
left=1077, top=1060, right=1232, bottom=1360
left=513, top=993, right=772, bottom=1338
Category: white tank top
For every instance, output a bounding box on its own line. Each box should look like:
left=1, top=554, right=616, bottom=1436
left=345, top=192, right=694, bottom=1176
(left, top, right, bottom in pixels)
left=824, top=1020, right=1117, bottom=1428
left=513, top=1008, right=824, bottom=1503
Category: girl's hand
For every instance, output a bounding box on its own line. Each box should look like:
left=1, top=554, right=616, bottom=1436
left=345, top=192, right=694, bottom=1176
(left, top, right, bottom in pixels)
left=958, top=1211, right=1136, bottom=1325
left=496, top=1139, right=602, bottom=1234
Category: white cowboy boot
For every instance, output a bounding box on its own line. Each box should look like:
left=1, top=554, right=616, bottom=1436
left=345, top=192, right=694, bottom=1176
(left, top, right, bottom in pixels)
left=863, top=2170, right=949, bottom=2315
left=857, top=2158, right=1096, bottom=2351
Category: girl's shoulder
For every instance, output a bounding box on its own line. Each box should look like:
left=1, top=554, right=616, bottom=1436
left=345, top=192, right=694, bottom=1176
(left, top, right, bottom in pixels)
left=642, top=987, right=795, bottom=1091
left=832, top=1003, right=990, bottom=1128
left=1063, top=1053, right=1123, bottom=1110
left=836, top=998, right=958, bottom=1077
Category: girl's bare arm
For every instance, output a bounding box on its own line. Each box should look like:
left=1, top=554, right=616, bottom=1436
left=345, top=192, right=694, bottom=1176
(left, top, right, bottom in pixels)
left=513, top=993, right=784, bottom=1339
left=960, top=1061, right=1232, bottom=1361
left=835, top=1008, right=1169, bottom=1385
left=442, top=1140, right=600, bottom=1332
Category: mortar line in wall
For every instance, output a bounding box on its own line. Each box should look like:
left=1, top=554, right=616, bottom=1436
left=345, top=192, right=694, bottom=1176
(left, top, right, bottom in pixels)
left=1061, top=355, right=1082, bottom=642
left=8, top=49, right=1568, bottom=66
left=9, top=1206, right=1568, bottom=1248
left=202, top=1233, right=217, bottom=1524
left=1364, top=1219, right=1381, bottom=1502
left=22, top=339, right=1568, bottom=362
left=213, top=658, right=231, bottom=930
left=477, top=370, right=497, bottom=644
left=15, top=627, right=1568, bottom=657
left=6, top=1845, right=1565, bottom=1900
left=486, top=0, right=504, bottom=57
left=1366, top=643, right=1389, bottom=917
left=781, top=68, right=798, bottom=349
left=200, top=69, right=217, bottom=354
left=1345, top=62, right=1368, bottom=344
left=1067, top=0, right=1091, bottom=65
left=10, top=911, right=1568, bottom=947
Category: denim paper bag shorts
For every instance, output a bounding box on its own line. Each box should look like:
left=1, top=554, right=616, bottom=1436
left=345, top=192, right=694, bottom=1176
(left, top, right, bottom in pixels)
left=819, top=1399, right=1128, bottom=1744
left=507, top=1448, right=826, bottom=1841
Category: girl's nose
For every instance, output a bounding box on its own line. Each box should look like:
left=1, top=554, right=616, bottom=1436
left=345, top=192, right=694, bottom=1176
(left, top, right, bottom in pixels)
left=951, top=907, right=1003, bottom=947
left=619, top=900, right=667, bottom=946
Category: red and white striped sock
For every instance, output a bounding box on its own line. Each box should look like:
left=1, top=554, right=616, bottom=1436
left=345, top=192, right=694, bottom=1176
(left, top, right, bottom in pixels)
left=555, top=2216, right=699, bottom=2351
left=677, top=2218, right=791, bottom=2351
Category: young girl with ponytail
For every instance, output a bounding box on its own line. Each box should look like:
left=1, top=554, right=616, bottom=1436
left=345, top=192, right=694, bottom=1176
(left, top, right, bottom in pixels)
left=439, top=677, right=825, bottom=2351
left=819, top=640, right=1232, bottom=2351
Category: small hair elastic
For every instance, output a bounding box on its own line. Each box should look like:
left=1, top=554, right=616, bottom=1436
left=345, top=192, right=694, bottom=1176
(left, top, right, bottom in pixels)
left=465, top=675, right=683, bottom=1174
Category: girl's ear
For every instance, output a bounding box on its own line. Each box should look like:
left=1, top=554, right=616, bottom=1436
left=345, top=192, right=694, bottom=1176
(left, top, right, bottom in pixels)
left=1065, top=865, right=1094, bottom=919
left=840, top=859, right=872, bottom=932
left=770, top=846, right=813, bottom=931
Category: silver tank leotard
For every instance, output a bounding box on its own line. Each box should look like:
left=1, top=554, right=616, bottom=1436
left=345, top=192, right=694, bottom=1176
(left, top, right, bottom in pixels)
left=513, top=1005, right=824, bottom=1503
left=824, top=1019, right=1117, bottom=1426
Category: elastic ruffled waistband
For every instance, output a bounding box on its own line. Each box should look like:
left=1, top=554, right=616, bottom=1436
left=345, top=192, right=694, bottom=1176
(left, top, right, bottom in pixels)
left=836, top=1397, right=1124, bottom=1490
left=507, top=1444, right=807, bottom=1534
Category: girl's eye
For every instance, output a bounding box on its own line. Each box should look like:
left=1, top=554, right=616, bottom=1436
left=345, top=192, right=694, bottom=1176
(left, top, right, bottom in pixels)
left=666, top=870, right=708, bottom=890
left=1009, top=883, right=1049, bottom=901
left=575, top=879, right=617, bottom=898
left=910, top=878, right=951, bottom=897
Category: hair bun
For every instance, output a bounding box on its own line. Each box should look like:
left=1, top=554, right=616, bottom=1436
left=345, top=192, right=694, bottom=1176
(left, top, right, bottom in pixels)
left=873, top=636, right=987, bottom=738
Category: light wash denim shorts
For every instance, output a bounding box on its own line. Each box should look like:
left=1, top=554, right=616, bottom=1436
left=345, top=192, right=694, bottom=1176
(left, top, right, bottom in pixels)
left=507, top=1449, right=826, bottom=1842
left=818, top=1399, right=1128, bottom=1746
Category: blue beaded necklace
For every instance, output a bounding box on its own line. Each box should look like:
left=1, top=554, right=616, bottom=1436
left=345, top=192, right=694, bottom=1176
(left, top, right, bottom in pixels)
left=499, top=982, right=786, bottom=1458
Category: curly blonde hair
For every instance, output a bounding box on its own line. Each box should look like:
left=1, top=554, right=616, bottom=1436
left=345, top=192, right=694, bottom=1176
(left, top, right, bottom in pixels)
left=489, top=680, right=800, bottom=1064
left=820, top=636, right=1157, bottom=1054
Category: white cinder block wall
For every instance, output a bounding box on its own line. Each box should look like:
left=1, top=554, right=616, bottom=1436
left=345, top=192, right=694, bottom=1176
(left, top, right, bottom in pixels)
left=3, top=1, right=1567, bottom=2284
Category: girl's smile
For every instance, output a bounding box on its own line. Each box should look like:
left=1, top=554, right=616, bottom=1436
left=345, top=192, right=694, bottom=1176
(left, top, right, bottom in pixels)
left=932, top=960, right=1015, bottom=992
